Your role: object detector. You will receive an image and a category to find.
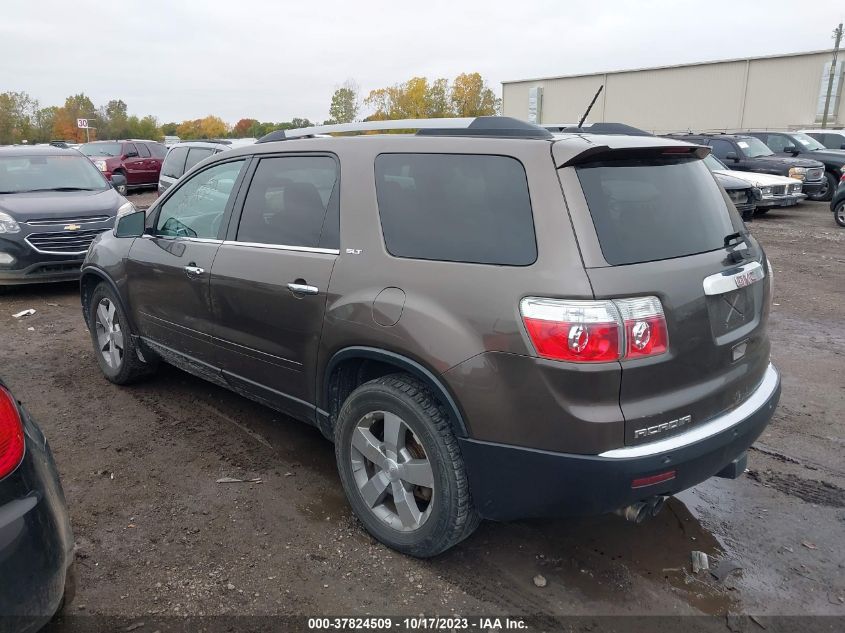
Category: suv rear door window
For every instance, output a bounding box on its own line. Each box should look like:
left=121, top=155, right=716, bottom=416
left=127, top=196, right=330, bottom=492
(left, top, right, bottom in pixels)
left=375, top=153, right=536, bottom=265
left=161, top=146, right=189, bottom=178
left=148, top=142, right=167, bottom=157
left=236, top=156, right=339, bottom=248
left=184, top=147, right=214, bottom=173
left=708, top=139, right=735, bottom=160
left=575, top=157, right=738, bottom=266
left=136, top=143, right=151, bottom=158
left=123, top=143, right=138, bottom=157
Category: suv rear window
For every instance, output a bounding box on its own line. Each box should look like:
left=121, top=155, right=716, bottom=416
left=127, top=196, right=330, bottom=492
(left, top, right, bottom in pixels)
left=161, top=146, right=188, bottom=178
left=375, top=154, right=536, bottom=266
left=575, top=157, right=738, bottom=266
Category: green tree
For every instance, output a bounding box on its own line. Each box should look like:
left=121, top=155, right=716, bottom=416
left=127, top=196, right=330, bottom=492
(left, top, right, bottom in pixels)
left=32, top=106, right=58, bottom=143
left=160, top=122, right=179, bottom=136
left=328, top=81, right=359, bottom=124
left=0, top=91, right=37, bottom=144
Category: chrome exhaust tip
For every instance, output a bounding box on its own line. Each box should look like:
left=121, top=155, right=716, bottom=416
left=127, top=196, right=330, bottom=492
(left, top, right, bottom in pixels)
left=648, top=495, right=668, bottom=517
left=615, top=501, right=649, bottom=524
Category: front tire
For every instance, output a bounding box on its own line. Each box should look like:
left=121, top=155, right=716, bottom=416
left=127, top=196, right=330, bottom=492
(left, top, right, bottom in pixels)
left=334, top=374, right=480, bottom=558
left=808, top=172, right=836, bottom=202
left=835, top=201, right=845, bottom=227
left=113, top=172, right=128, bottom=196
left=88, top=283, right=156, bottom=384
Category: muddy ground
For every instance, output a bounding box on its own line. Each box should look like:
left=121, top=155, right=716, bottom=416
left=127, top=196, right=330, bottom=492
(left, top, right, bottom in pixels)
left=1, top=194, right=843, bottom=627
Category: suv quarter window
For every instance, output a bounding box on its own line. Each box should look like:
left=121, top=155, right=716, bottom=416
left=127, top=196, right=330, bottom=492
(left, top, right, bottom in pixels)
left=235, top=154, right=339, bottom=249
left=374, top=153, right=536, bottom=266
left=136, top=143, right=151, bottom=158
left=161, top=146, right=189, bottom=179
left=156, top=159, right=247, bottom=239
left=184, top=147, right=215, bottom=174
left=148, top=142, right=167, bottom=157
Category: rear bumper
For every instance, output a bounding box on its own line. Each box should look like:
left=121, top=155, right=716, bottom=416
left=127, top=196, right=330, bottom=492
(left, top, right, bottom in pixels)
left=0, top=409, right=74, bottom=625
left=460, top=364, right=780, bottom=521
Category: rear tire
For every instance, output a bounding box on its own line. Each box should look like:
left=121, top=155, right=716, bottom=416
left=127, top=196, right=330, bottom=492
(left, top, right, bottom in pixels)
left=835, top=201, right=845, bottom=228
left=754, top=208, right=770, bottom=216
left=334, top=374, right=480, bottom=558
left=87, top=283, right=156, bottom=384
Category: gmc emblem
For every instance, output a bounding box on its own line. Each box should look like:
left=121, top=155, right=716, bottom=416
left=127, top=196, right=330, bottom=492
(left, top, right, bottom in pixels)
left=634, top=414, right=692, bottom=440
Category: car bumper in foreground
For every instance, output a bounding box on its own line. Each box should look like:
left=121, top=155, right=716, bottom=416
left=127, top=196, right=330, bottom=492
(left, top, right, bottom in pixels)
left=0, top=404, right=74, bottom=631
left=459, top=363, right=780, bottom=521
left=757, top=193, right=806, bottom=208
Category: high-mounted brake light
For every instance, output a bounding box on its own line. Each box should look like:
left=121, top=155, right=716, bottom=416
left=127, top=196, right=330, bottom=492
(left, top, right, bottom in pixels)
left=520, top=296, right=668, bottom=363
left=0, top=386, right=25, bottom=480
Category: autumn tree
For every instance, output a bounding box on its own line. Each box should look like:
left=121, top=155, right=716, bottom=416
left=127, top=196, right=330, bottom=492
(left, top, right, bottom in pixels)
left=52, top=93, right=96, bottom=141
left=176, top=115, right=228, bottom=140
left=328, top=81, right=359, bottom=124
left=362, top=72, right=500, bottom=122
left=233, top=118, right=258, bottom=137
left=451, top=72, right=500, bottom=117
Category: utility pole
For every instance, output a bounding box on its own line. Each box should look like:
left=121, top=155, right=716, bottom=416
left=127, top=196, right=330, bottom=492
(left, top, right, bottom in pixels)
left=821, top=22, right=843, bottom=129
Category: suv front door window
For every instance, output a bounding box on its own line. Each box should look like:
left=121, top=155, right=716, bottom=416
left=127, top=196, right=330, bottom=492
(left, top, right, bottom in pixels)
left=208, top=154, right=340, bottom=420
left=125, top=159, right=247, bottom=364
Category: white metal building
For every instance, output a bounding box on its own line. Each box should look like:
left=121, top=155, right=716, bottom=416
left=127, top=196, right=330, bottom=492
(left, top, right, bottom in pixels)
left=502, top=49, right=844, bottom=133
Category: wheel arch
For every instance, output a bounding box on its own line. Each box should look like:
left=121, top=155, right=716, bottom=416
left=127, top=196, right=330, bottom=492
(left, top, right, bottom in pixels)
left=80, top=266, right=135, bottom=332
left=321, top=346, right=469, bottom=441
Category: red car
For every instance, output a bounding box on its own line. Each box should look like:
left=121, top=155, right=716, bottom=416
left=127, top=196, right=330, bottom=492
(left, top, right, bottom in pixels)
left=79, top=140, right=167, bottom=195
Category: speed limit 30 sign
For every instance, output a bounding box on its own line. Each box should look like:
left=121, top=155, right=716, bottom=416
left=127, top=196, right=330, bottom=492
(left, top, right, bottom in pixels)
left=77, top=118, right=89, bottom=129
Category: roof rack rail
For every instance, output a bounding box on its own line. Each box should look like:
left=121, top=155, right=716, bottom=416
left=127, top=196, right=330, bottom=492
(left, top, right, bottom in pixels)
left=255, top=116, right=553, bottom=143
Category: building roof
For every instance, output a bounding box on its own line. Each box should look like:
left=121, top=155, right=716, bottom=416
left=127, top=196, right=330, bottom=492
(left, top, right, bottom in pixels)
left=502, top=48, right=838, bottom=85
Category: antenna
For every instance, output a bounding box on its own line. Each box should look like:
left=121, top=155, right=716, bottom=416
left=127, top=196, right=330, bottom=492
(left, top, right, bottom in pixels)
left=577, top=85, right=604, bottom=128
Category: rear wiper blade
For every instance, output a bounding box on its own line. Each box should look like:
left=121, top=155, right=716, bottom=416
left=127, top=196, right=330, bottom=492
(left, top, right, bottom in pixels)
left=22, top=187, right=97, bottom=192
left=723, top=232, right=745, bottom=248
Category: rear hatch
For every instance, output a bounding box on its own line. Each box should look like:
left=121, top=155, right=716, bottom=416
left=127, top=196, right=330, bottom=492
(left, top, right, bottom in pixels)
left=554, top=139, right=772, bottom=446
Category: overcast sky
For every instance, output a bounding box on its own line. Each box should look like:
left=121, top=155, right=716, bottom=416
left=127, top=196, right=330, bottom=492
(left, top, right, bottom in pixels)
left=2, top=0, right=843, bottom=124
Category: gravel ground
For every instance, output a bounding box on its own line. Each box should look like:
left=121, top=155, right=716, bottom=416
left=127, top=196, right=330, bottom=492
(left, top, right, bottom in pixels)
left=1, top=197, right=843, bottom=625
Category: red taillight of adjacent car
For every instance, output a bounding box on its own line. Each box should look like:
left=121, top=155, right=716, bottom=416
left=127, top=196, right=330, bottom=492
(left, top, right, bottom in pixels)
left=520, top=296, right=668, bottom=363
left=0, top=386, right=25, bottom=480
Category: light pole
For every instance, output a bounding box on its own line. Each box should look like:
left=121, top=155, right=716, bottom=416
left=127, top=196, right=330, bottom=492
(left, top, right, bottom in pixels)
left=821, top=22, right=843, bottom=129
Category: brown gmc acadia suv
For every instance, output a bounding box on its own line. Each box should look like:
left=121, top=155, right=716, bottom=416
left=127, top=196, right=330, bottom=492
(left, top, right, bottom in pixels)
left=79, top=117, right=781, bottom=557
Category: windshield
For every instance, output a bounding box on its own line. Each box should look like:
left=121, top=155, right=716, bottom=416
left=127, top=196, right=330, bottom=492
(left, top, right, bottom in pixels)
left=702, top=154, right=727, bottom=171
left=737, top=137, right=773, bottom=158
left=791, top=133, right=826, bottom=151
left=80, top=142, right=122, bottom=157
left=576, top=157, right=740, bottom=266
left=0, top=155, right=110, bottom=193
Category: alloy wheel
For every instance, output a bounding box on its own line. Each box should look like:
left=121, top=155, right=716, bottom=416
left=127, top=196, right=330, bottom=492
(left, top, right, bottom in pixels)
left=836, top=203, right=845, bottom=227
left=350, top=410, right=435, bottom=532
left=95, top=298, right=124, bottom=369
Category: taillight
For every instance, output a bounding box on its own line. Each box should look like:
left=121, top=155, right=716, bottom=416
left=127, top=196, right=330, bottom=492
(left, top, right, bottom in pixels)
left=0, top=386, right=25, bottom=479
left=615, top=297, right=668, bottom=359
left=520, top=296, right=668, bottom=363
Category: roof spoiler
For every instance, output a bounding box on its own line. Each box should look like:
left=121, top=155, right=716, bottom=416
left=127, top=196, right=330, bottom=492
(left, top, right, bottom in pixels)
left=558, top=144, right=710, bottom=168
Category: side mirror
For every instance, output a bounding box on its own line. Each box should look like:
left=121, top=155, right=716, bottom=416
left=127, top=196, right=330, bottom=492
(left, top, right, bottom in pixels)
left=115, top=209, right=146, bottom=238
left=840, top=143, right=845, bottom=150
left=124, top=151, right=139, bottom=158
left=782, top=145, right=798, bottom=154
left=725, top=152, right=738, bottom=162
left=110, top=173, right=127, bottom=190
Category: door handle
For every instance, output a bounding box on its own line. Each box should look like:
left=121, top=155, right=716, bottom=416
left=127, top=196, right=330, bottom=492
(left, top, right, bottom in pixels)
left=287, top=282, right=319, bottom=295
left=184, top=265, right=205, bottom=278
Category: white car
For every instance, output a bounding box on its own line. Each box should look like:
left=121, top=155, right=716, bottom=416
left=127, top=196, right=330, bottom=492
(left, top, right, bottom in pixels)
left=703, top=154, right=805, bottom=211
left=797, top=129, right=845, bottom=151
